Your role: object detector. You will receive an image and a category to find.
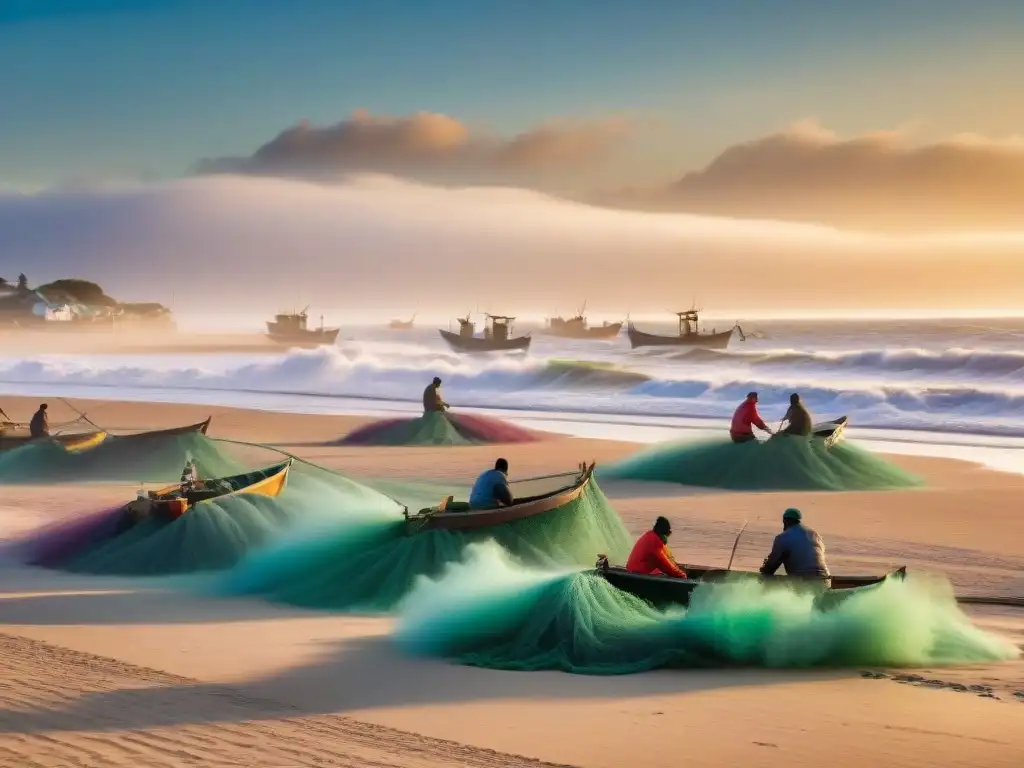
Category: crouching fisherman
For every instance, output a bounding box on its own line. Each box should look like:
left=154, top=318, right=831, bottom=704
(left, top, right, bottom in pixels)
left=760, top=508, right=831, bottom=587
left=469, top=458, right=514, bottom=509
left=626, top=516, right=687, bottom=578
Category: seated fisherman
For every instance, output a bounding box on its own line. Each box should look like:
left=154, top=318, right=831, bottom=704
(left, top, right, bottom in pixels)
left=29, top=403, right=49, bottom=439
left=626, top=516, right=687, bottom=578
left=180, top=458, right=200, bottom=495
left=468, top=458, right=513, bottom=509
left=730, top=392, right=772, bottom=443
left=423, top=377, right=450, bottom=414
left=760, top=508, right=831, bottom=584
left=779, top=393, right=813, bottom=437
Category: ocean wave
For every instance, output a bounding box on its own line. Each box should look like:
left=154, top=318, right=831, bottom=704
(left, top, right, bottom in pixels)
left=3, top=346, right=1024, bottom=435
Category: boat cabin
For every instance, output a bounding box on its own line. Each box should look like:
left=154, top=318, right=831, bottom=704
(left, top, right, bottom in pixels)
left=676, top=310, right=701, bottom=337
left=456, top=316, right=476, bottom=338
left=274, top=312, right=310, bottom=333
left=484, top=315, right=514, bottom=341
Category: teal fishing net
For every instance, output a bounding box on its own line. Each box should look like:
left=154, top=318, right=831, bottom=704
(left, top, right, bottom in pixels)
left=395, top=543, right=1018, bottom=673
left=602, top=437, right=922, bottom=491
left=0, top=432, right=246, bottom=484
left=216, top=478, right=631, bottom=612
left=16, top=458, right=401, bottom=576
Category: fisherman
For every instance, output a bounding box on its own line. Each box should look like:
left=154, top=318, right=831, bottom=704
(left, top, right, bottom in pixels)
left=180, top=457, right=199, bottom=494
left=468, top=457, right=514, bottom=509
left=760, top=508, right=831, bottom=586
left=423, top=377, right=449, bottom=414
left=626, top=516, right=687, bottom=578
left=29, top=403, right=49, bottom=439
left=779, top=393, right=813, bottom=437
left=730, top=391, right=772, bottom=443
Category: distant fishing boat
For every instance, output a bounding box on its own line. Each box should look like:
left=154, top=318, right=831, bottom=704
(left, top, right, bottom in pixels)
left=542, top=302, right=623, bottom=340
left=439, top=314, right=531, bottom=353
left=388, top=314, right=415, bottom=330
left=266, top=307, right=339, bottom=346
left=627, top=308, right=743, bottom=350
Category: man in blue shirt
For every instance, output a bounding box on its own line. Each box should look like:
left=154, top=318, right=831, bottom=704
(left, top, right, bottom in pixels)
left=469, top=458, right=514, bottom=509
left=760, top=508, right=830, bottom=584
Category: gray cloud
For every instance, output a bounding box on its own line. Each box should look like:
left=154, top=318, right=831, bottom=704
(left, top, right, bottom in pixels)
left=196, top=110, right=631, bottom=189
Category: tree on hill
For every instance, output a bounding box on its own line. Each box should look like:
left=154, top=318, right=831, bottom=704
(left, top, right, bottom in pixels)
left=36, top=279, right=119, bottom=307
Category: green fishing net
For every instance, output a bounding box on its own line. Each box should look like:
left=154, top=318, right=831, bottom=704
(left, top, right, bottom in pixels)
left=0, top=432, right=246, bottom=484
left=602, top=437, right=922, bottom=491
left=395, top=543, right=1018, bottom=673
left=216, top=478, right=632, bottom=612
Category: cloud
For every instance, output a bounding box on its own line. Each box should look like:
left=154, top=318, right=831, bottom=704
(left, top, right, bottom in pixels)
left=196, top=110, right=631, bottom=190
left=1, top=174, right=1023, bottom=323
left=597, top=120, right=1024, bottom=232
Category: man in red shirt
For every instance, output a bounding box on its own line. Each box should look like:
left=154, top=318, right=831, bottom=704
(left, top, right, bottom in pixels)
left=626, top=516, right=687, bottom=578
left=730, top=391, right=773, bottom=443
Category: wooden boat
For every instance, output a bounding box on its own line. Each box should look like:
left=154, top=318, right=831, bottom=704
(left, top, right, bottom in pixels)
left=594, top=555, right=906, bottom=611
left=542, top=303, right=623, bottom=339
left=388, top=315, right=415, bottom=330
left=439, top=314, right=531, bottom=353
left=266, top=308, right=340, bottom=346
left=0, top=418, right=211, bottom=453
left=404, top=461, right=595, bottom=532
left=627, top=310, right=741, bottom=350
left=813, top=416, right=848, bottom=447
left=122, top=459, right=293, bottom=524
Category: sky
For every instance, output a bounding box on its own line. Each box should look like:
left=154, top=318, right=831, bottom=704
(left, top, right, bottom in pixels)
left=2, top=0, right=1023, bottom=189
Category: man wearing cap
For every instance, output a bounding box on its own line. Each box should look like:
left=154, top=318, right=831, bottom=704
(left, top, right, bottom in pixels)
left=626, top=516, right=687, bottom=578
left=760, top=508, right=830, bottom=585
left=730, top=391, right=772, bottom=443
left=423, top=377, right=449, bottom=414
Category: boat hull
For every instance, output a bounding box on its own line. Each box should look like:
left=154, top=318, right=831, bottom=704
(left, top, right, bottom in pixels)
left=405, top=463, right=594, bottom=531
left=438, top=329, right=532, bottom=353
left=596, top=562, right=905, bottom=609
left=542, top=322, right=623, bottom=339
left=0, top=429, right=108, bottom=454
left=627, top=324, right=733, bottom=349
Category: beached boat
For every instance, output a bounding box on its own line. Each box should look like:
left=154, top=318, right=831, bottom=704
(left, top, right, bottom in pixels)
left=439, top=314, right=531, bottom=353
left=594, top=555, right=906, bottom=611
left=404, top=462, right=595, bottom=532
left=266, top=308, right=340, bottom=346
left=0, top=417, right=211, bottom=454
left=122, top=459, right=293, bottom=524
left=542, top=303, right=623, bottom=339
left=627, top=310, right=742, bottom=350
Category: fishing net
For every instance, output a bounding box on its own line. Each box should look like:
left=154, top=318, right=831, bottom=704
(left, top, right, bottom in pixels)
left=395, top=542, right=1019, bottom=673
left=339, top=411, right=538, bottom=446
left=0, top=432, right=246, bottom=484
left=215, top=476, right=631, bottom=612
left=11, top=459, right=401, bottom=576
left=602, top=437, right=922, bottom=491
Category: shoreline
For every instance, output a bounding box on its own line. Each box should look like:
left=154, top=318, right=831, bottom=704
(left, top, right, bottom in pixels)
left=0, top=395, right=1022, bottom=767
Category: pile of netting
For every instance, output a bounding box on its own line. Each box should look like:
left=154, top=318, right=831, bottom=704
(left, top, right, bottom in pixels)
left=0, top=431, right=244, bottom=484
left=339, top=411, right=539, bottom=446
left=602, top=437, right=922, bottom=491
left=215, top=472, right=631, bottom=612
left=10, top=455, right=401, bottom=576
left=394, top=543, right=1019, bottom=673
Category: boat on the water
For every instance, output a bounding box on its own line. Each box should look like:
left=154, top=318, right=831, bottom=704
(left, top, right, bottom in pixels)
left=122, top=458, right=293, bottom=525
left=403, top=461, right=595, bottom=532
left=627, top=309, right=742, bottom=350
left=542, top=303, right=623, bottom=339
left=439, top=314, right=531, bottom=353
left=594, top=555, right=906, bottom=611
left=388, top=315, right=415, bottom=330
left=266, top=308, right=340, bottom=346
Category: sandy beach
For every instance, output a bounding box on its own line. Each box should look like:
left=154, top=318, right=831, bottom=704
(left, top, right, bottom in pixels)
left=1, top=397, right=1021, bottom=767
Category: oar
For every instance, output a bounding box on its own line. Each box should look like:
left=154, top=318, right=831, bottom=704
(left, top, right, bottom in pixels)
left=726, top=520, right=748, bottom=571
